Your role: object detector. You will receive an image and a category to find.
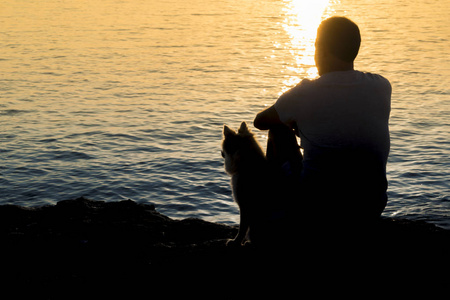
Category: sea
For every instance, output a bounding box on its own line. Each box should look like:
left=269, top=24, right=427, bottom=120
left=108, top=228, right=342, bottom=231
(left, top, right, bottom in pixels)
left=1, top=0, right=449, bottom=229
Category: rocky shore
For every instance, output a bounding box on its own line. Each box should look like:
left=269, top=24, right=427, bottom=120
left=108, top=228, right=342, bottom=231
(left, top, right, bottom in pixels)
left=2, top=197, right=449, bottom=291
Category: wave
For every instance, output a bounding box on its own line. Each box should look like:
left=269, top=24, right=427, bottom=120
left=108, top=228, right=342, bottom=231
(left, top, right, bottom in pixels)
left=0, top=109, right=34, bottom=116
left=50, top=150, right=95, bottom=161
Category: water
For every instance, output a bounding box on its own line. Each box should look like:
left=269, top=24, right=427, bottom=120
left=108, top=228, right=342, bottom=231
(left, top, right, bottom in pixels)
left=1, top=0, right=449, bottom=228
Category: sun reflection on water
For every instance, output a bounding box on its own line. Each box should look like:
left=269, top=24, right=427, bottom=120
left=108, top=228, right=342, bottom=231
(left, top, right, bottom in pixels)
left=280, top=0, right=334, bottom=93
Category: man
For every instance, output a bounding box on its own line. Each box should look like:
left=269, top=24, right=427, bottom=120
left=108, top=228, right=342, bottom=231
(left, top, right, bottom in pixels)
left=254, top=17, right=391, bottom=223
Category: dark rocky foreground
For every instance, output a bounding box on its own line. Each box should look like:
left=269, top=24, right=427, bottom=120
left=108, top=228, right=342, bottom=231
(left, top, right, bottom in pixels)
left=1, top=197, right=449, bottom=292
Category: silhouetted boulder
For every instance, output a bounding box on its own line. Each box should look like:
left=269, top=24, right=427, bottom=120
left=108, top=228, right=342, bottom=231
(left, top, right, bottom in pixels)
left=1, top=197, right=449, bottom=291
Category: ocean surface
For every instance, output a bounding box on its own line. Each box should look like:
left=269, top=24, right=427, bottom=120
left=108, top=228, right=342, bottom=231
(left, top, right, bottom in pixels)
left=1, top=0, right=449, bottom=228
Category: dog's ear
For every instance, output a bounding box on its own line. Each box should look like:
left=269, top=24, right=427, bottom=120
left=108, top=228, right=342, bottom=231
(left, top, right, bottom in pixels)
left=238, top=121, right=251, bottom=136
left=223, top=125, right=236, bottom=137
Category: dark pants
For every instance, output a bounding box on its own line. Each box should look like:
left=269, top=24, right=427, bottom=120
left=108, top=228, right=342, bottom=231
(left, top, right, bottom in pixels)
left=266, top=126, right=303, bottom=179
left=259, top=127, right=387, bottom=261
left=265, top=126, right=387, bottom=229
left=251, top=126, right=302, bottom=246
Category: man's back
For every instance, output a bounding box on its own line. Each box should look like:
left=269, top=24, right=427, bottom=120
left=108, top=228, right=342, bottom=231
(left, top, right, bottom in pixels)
left=275, top=70, right=391, bottom=172
left=274, top=70, right=391, bottom=219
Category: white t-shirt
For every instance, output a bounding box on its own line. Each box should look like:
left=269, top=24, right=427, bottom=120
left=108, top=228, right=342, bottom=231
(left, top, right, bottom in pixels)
left=275, top=70, right=391, bottom=180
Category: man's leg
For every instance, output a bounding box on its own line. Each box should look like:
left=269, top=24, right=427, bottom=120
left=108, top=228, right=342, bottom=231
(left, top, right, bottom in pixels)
left=263, top=126, right=303, bottom=246
left=266, top=125, right=303, bottom=178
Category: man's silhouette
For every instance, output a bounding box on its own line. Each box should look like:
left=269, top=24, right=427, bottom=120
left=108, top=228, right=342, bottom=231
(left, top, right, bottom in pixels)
left=254, top=17, right=391, bottom=224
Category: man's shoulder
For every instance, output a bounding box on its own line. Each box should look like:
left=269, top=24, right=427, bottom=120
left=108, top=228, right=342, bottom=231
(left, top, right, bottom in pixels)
left=359, top=71, right=391, bottom=88
left=361, top=70, right=389, bottom=79
left=280, top=70, right=391, bottom=100
left=288, top=78, right=316, bottom=95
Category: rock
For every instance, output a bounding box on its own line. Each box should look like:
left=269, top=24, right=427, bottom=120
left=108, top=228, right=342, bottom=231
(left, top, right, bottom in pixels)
left=1, top=197, right=449, bottom=289
left=0, top=197, right=240, bottom=287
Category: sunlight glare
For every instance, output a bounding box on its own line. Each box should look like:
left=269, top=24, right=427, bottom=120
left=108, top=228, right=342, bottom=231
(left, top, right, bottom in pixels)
left=280, top=0, right=333, bottom=92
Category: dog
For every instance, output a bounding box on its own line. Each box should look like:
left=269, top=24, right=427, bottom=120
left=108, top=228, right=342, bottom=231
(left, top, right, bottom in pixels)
left=222, top=122, right=270, bottom=246
left=222, top=122, right=302, bottom=247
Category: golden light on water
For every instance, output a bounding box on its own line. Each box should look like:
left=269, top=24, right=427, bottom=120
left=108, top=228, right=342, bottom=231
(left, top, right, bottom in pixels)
left=280, top=0, right=334, bottom=92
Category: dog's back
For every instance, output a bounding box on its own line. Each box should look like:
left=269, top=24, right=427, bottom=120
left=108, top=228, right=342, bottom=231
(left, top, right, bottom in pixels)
left=222, top=122, right=265, bottom=244
left=222, top=122, right=303, bottom=247
left=222, top=122, right=283, bottom=246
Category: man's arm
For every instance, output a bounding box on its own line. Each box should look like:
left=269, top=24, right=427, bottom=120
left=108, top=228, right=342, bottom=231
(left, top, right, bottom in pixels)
left=254, top=105, right=284, bottom=130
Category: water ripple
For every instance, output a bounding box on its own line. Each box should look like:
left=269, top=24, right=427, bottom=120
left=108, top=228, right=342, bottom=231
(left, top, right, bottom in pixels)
left=0, top=0, right=449, bottom=229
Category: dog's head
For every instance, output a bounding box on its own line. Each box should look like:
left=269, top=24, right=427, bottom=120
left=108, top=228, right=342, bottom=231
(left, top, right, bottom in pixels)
left=222, top=122, right=264, bottom=175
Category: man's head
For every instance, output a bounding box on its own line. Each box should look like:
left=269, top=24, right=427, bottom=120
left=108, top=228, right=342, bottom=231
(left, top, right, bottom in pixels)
left=315, top=17, right=361, bottom=75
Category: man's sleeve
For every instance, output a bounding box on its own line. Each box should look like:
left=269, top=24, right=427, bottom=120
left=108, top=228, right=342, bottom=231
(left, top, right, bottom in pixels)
left=274, top=92, right=295, bottom=127
left=274, top=80, right=307, bottom=129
